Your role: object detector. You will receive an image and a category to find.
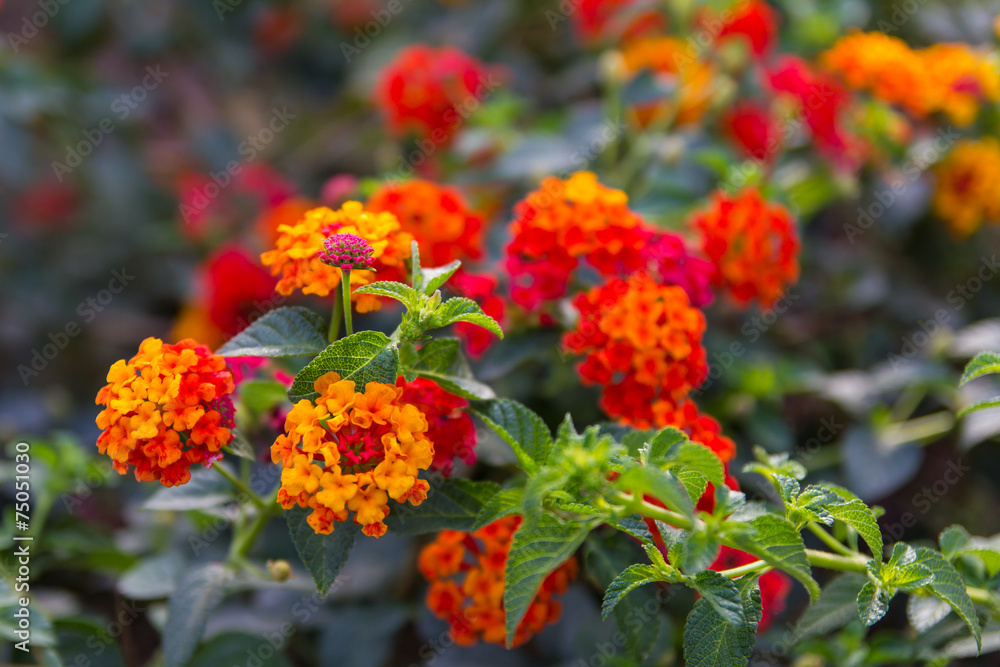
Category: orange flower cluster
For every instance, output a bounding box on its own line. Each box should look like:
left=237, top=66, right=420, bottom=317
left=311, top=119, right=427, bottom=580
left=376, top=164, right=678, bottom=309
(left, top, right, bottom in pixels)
left=649, top=399, right=736, bottom=465
left=95, top=338, right=235, bottom=487
left=933, top=138, right=1000, bottom=237
left=620, top=36, right=717, bottom=126
left=271, top=372, right=434, bottom=538
left=563, top=273, right=708, bottom=426
left=419, top=516, right=578, bottom=647
left=260, top=201, right=412, bottom=312
left=367, top=180, right=485, bottom=267
left=506, top=171, right=647, bottom=310
left=689, top=189, right=799, bottom=308
left=822, top=32, right=999, bottom=126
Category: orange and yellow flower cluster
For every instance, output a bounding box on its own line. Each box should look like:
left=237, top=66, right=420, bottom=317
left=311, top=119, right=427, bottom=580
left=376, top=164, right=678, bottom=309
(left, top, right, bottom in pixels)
left=933, top=138, right=1000, bottom=237
left=271, top=372, right=434, bottom=538
left=822, top=32, right=999, bottom=126
left=419, top=516, right=578, bottom=647
left=620, top=36, right=717, bottom=127
left=368, top=179, right=485, bottom=267
left=260, top=201, right=412, bottom=312
left=95, top=338, right=235, bottom=487
left=563, top=272, right=708, bottom=426
left=689, top=188, right=800, bottom=309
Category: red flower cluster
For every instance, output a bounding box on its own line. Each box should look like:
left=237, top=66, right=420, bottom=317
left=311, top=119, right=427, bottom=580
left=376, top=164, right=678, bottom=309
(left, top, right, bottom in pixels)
left=570, top=0, right=664, bottom=43
left=563, top=273, right=708, bottom=426
left=368, top=179, right=485, bottom=267
left=689, top=188, right=800, bottom=309
left=397, top=377, right=477, bottom=475
left=506, top=171, right=712, bottom=311
left=419, top=516, right=578, bottom=647
left=375, top=45, right=500, bottom=147
left=95, top=338, right=236, bottom=487
left=723, top=101, right=782, bottom=163
left=713, top=0, right=779, bottom=57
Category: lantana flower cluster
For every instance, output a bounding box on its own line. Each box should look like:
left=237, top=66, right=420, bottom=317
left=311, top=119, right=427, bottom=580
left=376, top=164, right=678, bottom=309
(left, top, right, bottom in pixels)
left=260, top=201, right=412, bottom=312
left=419, top=516, right=579, bottom=647
left=933, top=138, right=1000, bottom=237
left=95, top=338, right=235, bottom=487
left=272, top=372, right=434, bottom=538
left=822, top=32, right=1000, bottom=126
left=397, top=377, right=477, bottom=476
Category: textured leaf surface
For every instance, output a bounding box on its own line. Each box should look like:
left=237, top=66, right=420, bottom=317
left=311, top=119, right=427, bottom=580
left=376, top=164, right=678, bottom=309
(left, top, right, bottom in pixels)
left=163, top=563, right=234, bottom=667
left=290, top=331, right=399, bottom=400
left=683, top=575, right=762, bottom=667
left=420, top=260, right=461, bottom=295
left=602, top=564, right=660, bottom=618
left=402, top=337, right=495, bottom=400
left=726, top=515, right=820, bottom=600
left=617, top=466, right=693, bottom=517
left=473, top=488, right=524, bottom=530
left=960, top=352, right=1000, bottom=385
left=503, top=515, right=595, bottom=645
left=827, top=499, right=884, bottom=561
left=217, top=306, right=327, bottom=358
left=432, top=297, right=503, bottom=339
left=384, top=478, right=500, bottom=535
left=286, top=507, right=359, bottom=595
left=914, top=546, right=982, bottom=652
left=858, top=582, right=891, bottom=626
left=354, top=281, right=421, bottom=307
left=471, top=399, right=552, bottom=472
left=690, top=570, right=746, bottom=626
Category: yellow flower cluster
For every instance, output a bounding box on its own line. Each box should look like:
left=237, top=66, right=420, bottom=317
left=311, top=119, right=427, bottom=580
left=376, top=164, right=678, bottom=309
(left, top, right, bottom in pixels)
left=260, top=201, right=413, bottom=312
left=272, top=372, right=434, bottom=538
left=933, top=138, right=1000, bottom=237
left=822, top=32, right=999, bottom=126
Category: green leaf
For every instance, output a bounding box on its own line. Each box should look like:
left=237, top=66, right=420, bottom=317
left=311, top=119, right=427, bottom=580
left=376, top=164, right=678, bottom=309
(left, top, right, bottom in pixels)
left=827, top=499, right=884, bottom=562
left=163, top=562, right=234, bottom=667
left=286, top=507, right=359, bottom=595
left=683, top=575, right=762, bottom=667
left=939, top=525, right=1000, bottom=577
left=421, top=260, right=462, bottom=295
left=908, top=594, right=952, bottom=632
left=217, top=306, right=327, bottom=358
left=662, top=441, right=725, bottom=488
left=913, top=546, right=982, bottom=652
left=960, top=351, right=1000, bottom=385
left=473, top=488, right=524, bottom=530
left=238, top=380, right=289, bottom=415
left=890, top=563, right=935, bottom=589
left=401, top=337, right=495, bottom=400
left=354, top=281, right=421, bottom=308
left=725, top=515, right=820, bottom=600
left=408, top=240, right=422, bottom=287
left=793, top=573, right=868, bottom=642
left=958, top=398, right=1000, bottom=417
left=669, top=531, right=720, bottom=574
left=470, top=399, right=552, bottom=473
left=745, top=445, right=807, bottom=480
left=429, top=297, right=503, bottom=339
left=940, top=525, right=971, bottom=558
left=610, top=515, right=655, bottom=546
left=858, top=581, right=892, bottom=626
left=602, top=564, right=661, bottom=618
left=118, top=554, right=184, bottom=600
left=617, top=466, right=693, bottom=518
left=689, top=570, right=746, bottom=626
left=503, top=515, right=595, bottom=646
left=383, top=478, right=501, bottom=535
left=642, top=427, right=689, bottom=464
left=289, top=331, right=399, bottom=401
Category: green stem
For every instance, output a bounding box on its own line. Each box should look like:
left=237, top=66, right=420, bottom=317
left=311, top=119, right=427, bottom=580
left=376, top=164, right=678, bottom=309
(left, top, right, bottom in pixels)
left=807, top=523, right=859, bottom=558
left=716, top=560, right=772, bottom=579
left=804, top=549, right=870, bottom=574
left=214, top=463, right=267, bottom=510
left=328, top=290, right=342, bottom=342
left=230, top=505, right=273, bottom=560
left=340, top=268, right=353, bottom=336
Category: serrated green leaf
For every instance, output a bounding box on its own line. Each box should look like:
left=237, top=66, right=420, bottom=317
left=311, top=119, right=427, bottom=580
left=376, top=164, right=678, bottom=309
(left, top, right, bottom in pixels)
left=610, top=515, right=655, bottom=546
left=913, top=546, right=982, bottom=652
left=163, top=563, right=235, bottom=667
left=354, top=281, right=421, bottom=307
left=746, top=445, right=807, bottom=480
left=689, top=571, right=746, bottom=626
left=473, top=488, right=524, bottom=530
left=725, top=514, right=820, bottom=600
left=399, top=337, right=495, bottom=400
left=939, top=525, right=1000, bottom=577
left=617, top=466, right=693, bottom=518
left=683, top=575, right=761, bottom=667
left=384, top=478, right=501, bottom=535
left=675, top=467, right=710, bottom=506
left=470, top=399, right=552, bottom=473
left=289, top=331, right=399, bottom=400
left=421, top=260, right=462, bottom=295
left=503, top=515, right=596, bottom=646
left=642, top=427, right=689, bottom=464
left=891, top=563, right=935, bottom=589
left=602, top=564, right=661, bottom=619
left=792, top=573, right=867, bottom=643
left=430, top=297, right=503, bottom=339
left=670, top=531, right=720, bottom=574
left=665, top=441, right=725, bottom=488
left=217, top=306, right=327, bottom=358
left=827, top=499, right=884, bottom=562
left=960, top=352, right=1000, bottom=386
left=940, top=525, right=971, bottom=559
left=286, top=507, right=359, bottom=595
left=858, top=581, right=891, bottom=626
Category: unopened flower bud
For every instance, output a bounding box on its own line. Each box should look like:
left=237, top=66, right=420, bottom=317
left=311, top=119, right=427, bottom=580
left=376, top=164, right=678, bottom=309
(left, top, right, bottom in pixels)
left=317, top=233, right=375, bottom=271
left=267, top=559, right=292, bottom=581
